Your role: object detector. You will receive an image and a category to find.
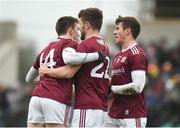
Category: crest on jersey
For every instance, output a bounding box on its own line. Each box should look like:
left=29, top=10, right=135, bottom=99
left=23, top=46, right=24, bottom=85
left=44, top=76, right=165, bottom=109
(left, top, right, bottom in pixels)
left=121, top=57, right=127, bottom=63
left=115, top=56, right=126, bottom=63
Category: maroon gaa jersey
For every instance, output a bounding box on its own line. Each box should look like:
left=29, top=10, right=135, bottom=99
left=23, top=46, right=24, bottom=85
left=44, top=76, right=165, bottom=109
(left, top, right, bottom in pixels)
left=109, top=43, right=148, bottom=118
left=32, top=38, right=77, bottom=106
left=74, top=36, right=110, bottom=111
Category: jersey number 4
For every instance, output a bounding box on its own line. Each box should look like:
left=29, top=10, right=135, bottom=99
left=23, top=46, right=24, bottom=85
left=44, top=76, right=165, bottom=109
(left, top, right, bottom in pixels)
left=91, top=56, right=110, bottom=79
left=40, top=49, right=56, bottom=68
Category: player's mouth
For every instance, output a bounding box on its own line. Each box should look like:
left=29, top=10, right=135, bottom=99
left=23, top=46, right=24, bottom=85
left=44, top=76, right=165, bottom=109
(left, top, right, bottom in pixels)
left=115, top=36, right=118, bottom=40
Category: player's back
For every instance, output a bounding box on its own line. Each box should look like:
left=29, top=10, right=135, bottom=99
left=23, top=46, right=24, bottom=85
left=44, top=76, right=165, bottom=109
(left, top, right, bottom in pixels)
left=32, top=37, right=77, bottom=106
left=74, top=36, right=110, bottom=111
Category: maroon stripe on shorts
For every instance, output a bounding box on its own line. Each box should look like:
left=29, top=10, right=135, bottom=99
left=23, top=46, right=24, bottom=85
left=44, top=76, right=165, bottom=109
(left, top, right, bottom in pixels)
left=135, top=118, right=141, bottom=128
left=79, top=109, right=86, bottom=127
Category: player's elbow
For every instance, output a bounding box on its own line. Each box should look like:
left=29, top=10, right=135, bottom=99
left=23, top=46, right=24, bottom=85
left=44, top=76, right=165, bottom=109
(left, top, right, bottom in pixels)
left=134, top=88, right=142, bottom=94
left=62, top=65, right=80, bottom=79
left=25, top=75, right=33, bottom=84
left=25, top=76, right=30, bottom=83
left=63, top=58, right=71, bottom=65
left=134, top=84, right=145, bottom=94
left=63, top=73, right=74, bottom=79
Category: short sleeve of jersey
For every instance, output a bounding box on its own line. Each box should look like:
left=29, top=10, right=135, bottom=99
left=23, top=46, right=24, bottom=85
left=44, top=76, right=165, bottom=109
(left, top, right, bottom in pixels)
left=128, top=54, right=147, bottom=71
left=32, top=53, right=41, bottom=70
left=76, top=43, right=86, bottom=53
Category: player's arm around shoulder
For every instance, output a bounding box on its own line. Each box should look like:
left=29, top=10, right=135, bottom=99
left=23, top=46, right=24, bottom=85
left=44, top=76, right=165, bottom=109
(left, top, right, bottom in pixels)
left=62, top=47, right=104, bottom=65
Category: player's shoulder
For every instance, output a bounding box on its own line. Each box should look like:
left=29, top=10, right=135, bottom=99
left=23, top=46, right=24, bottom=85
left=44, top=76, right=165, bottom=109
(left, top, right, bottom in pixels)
left=57, top=38, right=76, bottom=44
left=128, top=44, right=146, bottom=56
left=125, top=44, right=147, bottom=62
left=81, top=36, right=107, bottom=47
left=50, top=38, right=77, bottom=49
left=81, top=36, right=99, bottom=44
left=45, top=38, right=61, bottom=48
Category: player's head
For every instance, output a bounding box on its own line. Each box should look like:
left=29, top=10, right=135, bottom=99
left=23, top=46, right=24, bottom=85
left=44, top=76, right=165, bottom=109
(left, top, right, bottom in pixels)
left=114, top=16, right=140, bottom=44
left=56, top=16, right=80, bottom=42
left=78, top=7, right=103, bottom=40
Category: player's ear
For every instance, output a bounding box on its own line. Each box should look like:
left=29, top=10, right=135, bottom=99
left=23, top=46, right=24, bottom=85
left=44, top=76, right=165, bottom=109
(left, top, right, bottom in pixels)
left=68, top=27, right=74, bottom=36
left=125, top=28, right=131, bottom=36
left=84, top=21, right=90, bottom=30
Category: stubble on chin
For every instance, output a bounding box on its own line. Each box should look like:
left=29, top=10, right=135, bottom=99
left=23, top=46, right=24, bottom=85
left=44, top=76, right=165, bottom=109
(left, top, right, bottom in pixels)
left=81, top=33, right=85, bottom=40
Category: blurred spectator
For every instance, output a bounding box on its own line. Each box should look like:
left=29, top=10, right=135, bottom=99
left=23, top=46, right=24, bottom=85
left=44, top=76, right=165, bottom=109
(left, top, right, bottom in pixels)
left=144, top=37, right=180, bottom=127
left=169, top=40, right=180, bottom=71
left=156, top=37, right=170, bottom=66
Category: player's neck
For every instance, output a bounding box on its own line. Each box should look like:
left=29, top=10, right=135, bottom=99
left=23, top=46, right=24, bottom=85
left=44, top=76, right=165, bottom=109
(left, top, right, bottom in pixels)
left=85, top=30, right=100, bottom=39
left=122, top=37, right=136, bottom=50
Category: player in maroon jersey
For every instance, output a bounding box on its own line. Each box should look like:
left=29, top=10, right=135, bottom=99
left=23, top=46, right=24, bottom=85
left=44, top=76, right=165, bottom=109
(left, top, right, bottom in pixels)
left=25, top=16, right=104, bottom=128
left=39, top=8, right=110, bottom=127
left=103, top=16, right=148, bottom=127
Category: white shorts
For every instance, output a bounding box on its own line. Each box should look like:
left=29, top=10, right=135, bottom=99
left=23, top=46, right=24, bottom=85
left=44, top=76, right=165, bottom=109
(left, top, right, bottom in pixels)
left=103, top=115, right=147, bottom=127
left=27, top=96, right=71, bottom=126
left=71, top=109, right=107, bottom=127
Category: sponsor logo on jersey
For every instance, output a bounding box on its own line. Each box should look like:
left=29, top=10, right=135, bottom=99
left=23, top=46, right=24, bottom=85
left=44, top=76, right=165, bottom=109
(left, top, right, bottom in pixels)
left=112, top=66, right=125, bottom=75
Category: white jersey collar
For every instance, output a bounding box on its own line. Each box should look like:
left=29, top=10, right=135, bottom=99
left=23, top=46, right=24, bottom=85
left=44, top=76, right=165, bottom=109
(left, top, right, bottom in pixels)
left=59, top=36, right=73, bottom=41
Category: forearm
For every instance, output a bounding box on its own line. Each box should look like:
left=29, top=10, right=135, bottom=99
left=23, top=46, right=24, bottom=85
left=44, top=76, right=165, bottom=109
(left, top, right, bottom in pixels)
left=44, top=67, right=72, bottom=79
left=62, top=48, right=99, bottom=65
left=41, top=65, right=81, bottom=79
left=111, top=82, right=138, bottom=95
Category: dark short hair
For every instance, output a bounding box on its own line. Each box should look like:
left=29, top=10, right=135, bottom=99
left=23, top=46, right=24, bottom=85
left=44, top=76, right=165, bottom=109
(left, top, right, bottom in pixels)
left=78, top=8, right=103, bottom=31
left=55, top=16, right=78, bottom=36
left=115, top=16, right=140, bottom=39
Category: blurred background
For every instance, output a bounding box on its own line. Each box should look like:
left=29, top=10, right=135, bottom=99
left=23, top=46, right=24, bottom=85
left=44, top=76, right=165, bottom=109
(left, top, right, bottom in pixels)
left=0, top=0, right=180, bottom=126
